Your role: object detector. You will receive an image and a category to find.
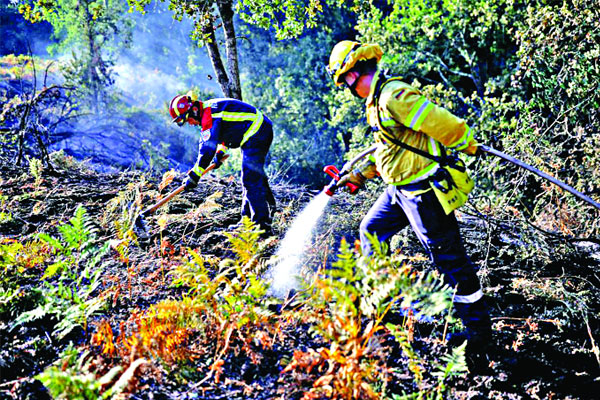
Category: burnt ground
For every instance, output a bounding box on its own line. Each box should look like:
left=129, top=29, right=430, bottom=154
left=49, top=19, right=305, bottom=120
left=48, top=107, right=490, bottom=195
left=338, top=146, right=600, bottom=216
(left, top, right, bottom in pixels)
left=1, top=160, right=599, bottom=399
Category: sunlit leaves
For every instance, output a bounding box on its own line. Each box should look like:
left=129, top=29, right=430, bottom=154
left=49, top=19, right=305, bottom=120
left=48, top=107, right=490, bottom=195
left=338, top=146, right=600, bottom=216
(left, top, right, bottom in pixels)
left=236, top=0, right=324, bottom=40
left=97, top=220, right=279, bottom=382
left=289, top=237, right=455, bottom=399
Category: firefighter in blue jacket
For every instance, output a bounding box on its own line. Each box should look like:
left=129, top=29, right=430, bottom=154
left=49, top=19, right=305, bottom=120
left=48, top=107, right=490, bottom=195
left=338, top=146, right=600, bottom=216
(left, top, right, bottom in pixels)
left=169, top=92, right=276, bottom=234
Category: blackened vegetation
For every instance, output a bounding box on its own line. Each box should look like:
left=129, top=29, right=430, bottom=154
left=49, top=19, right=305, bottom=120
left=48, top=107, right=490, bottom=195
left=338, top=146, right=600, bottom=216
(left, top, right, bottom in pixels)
left=1, top=161, right=599, bottom=399
left=0, top=66, right=77, bottom=168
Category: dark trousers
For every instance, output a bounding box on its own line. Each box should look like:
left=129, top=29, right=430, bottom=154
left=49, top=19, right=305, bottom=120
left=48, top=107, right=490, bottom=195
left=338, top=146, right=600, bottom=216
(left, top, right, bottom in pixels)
left=240, top=118, right=276, bottom=230
left=360, top=185, right=489, bottom=332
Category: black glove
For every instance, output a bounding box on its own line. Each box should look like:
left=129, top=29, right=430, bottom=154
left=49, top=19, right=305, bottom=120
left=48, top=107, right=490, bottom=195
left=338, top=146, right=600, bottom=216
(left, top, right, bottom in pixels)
left=212, top=149, right=227, bottom=169
left=183, top=170, right=200, bottom=191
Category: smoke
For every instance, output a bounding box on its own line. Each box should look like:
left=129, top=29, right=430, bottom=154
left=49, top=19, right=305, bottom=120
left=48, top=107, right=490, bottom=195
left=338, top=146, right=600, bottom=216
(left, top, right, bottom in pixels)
left=112, top=61, right=188, bottom=108
left=45, top=3, right=220, bottom=170
left=267, top=192, right=332, bottom=298
left=113, top=4, right=219, bottom=109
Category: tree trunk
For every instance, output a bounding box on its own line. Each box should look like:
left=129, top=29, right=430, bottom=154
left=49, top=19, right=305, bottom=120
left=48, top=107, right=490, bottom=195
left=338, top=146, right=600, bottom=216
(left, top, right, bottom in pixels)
left=216, top=0, right=242, bottom=100
left=201, top=21, right=236, bottom=99
left=84, top=3, right=100, bottom=113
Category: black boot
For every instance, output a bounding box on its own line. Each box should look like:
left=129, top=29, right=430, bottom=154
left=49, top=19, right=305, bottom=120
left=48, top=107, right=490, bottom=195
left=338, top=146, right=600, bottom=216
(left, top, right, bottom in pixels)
left=451, top=298, right=493, bottom=374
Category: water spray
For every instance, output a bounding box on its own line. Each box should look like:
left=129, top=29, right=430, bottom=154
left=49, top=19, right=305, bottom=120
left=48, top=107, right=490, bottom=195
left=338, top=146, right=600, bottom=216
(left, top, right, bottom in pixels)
left=268, top=192, right=332, bottom=298
left=267, top=145, right=377, bottom=298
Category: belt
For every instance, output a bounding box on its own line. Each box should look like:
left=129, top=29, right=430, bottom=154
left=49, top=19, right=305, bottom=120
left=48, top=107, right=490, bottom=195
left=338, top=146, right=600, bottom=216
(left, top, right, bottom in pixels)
left=397, top=179, right=431, bottom=192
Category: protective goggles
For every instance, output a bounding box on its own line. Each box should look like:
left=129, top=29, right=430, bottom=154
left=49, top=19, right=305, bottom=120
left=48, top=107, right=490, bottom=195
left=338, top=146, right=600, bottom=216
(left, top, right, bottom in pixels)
left=172, top=110, right=190, bottom=127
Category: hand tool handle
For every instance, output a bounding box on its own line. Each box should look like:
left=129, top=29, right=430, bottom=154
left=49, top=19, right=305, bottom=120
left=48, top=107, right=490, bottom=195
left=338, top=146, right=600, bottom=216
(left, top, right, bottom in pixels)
left=142, top=154, right=230, bottom=216
left=480, top=145, right=600, bottom=211
left=142, top=185, right=185, bottom=216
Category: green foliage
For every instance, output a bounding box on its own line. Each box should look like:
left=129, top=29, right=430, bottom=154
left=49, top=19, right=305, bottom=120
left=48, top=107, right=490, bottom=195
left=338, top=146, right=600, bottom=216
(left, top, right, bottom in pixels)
left=36, top=346, right=139, bottom=400
left=10, top=207, right=109, bottom=339
left=38, top=206, right=105, bottom=278
left=329, top=234, right=452, bottom=321
left=390, top=342, right=468, bottom=400
left=223, top=216, right=264, bottom=265
left=356, top=0, right=519, bottom=95
left=169, top=248, right=218, bottom=297
left=236, top=0, right=324, bottom=40
left=12, top=273, right=104, bottom=340
left=455, top=0, right=600, bottom=257
left=17, top=0, right=133, bottom=110
left=288, top=237, right=455, bottom=399
left=240, top=7, right=357, bottom=186
left=173, top=217, right=273, bottom=312
left=496, top=0, right=600, bottom=235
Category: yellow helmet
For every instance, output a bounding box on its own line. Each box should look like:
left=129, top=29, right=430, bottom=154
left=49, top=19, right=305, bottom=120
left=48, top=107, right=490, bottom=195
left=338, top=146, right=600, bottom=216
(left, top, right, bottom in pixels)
left=327, top=41, right=383, bottom=86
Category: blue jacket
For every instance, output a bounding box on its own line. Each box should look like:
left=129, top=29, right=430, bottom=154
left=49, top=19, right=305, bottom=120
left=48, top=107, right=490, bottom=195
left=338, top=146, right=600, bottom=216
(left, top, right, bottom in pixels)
left=191, top=98, right=265, bottom=176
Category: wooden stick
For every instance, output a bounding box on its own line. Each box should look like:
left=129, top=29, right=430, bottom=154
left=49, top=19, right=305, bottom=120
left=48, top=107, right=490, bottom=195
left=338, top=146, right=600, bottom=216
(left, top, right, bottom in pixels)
left=141, top=154, right=230, bottom=216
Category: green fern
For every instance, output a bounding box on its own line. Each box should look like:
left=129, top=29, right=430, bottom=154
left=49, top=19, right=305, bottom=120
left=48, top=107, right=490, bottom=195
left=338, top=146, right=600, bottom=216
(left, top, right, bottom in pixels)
left=38, top=206, right=106, bottom=279
left=11, top=207, right=108, bottom=339
left=13, top=261, right=106, bottom=339
left=223, top=216, right=263, bottom=265
left=36, top=346, right=141, bottom=400
left=391, top=343, right=468, bottom=400
left=293, top=236, right=455, bottom=399
left=432, top=341, right=468, bottom=381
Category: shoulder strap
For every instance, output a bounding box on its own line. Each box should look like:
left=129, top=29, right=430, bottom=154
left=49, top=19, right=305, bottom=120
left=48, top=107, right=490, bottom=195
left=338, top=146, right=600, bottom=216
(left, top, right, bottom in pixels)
left=373, top=76, right=447, bottom=166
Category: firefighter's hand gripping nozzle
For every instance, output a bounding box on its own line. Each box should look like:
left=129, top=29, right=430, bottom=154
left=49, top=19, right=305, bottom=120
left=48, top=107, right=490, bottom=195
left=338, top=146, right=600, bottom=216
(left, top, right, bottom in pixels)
left=323, top=164, right=359, bottom=196
left=322, top=145, right=377, bottom=197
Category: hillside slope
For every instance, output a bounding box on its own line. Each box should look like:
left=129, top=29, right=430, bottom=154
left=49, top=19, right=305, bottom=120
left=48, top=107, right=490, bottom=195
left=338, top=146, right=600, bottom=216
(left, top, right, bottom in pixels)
left=1, top=157, right=599, bottom=399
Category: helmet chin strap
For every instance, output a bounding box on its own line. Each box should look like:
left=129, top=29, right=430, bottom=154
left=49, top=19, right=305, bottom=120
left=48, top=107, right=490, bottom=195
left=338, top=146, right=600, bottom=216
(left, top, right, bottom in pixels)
left=190, top=100, right=204, bottom=120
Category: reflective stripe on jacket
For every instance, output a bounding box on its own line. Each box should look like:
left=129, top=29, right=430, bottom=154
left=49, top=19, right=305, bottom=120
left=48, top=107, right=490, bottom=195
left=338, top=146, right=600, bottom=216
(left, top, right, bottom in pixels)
left=191, top=98, right=266, bottom=176
left=365, top=72, right=477, bottom=185
left=204, top=98, right=264, bottom=148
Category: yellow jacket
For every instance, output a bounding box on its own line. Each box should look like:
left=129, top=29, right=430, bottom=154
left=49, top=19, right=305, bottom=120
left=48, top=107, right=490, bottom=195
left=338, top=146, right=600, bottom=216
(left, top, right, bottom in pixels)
left=365, top=72, right=478, bottom=185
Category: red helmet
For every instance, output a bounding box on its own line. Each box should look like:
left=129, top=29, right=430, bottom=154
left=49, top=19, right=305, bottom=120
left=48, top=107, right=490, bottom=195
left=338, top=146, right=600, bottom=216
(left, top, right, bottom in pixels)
left=169, top=95, right=203, bottom=126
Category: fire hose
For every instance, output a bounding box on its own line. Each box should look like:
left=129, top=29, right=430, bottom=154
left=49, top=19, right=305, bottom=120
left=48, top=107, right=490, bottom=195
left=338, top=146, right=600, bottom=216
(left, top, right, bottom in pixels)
left=480, top=145, right=600, bottom=211
left=323, top=144, right=600, bottom=211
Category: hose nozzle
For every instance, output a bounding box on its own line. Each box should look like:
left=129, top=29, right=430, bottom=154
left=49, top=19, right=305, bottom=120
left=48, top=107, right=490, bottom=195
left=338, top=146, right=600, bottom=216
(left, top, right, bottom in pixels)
left=323, top=165, right=358, bottom=196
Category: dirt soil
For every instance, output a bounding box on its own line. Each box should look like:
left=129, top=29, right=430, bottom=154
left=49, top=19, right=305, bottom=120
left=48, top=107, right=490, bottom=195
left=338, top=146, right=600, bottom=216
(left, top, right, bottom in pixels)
left=1, top=162, right=599, bottom=399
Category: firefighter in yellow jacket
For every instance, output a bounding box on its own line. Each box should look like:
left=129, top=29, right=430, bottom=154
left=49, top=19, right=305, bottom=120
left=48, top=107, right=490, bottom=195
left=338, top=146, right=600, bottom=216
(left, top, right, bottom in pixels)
left=327, top=41, right=491, bottom=370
